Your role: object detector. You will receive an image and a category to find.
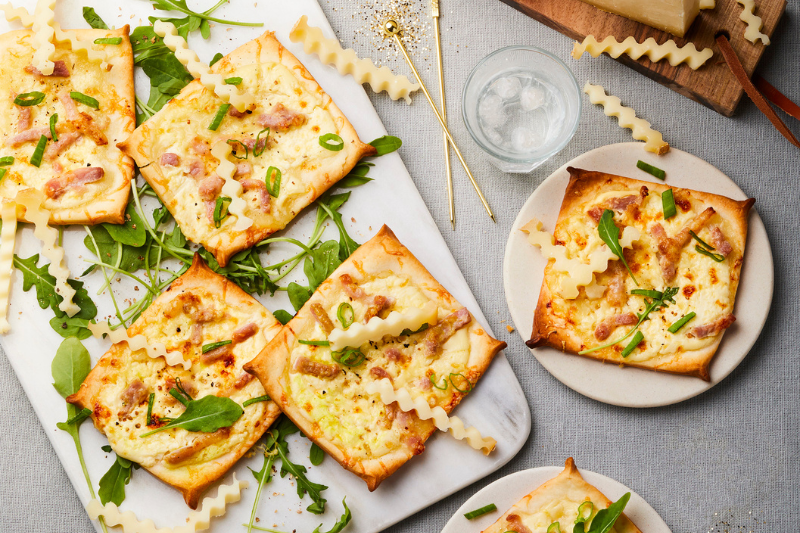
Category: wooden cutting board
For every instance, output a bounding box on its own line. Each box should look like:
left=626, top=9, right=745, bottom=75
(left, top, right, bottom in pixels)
left=498, top=0, right=787, bottom=116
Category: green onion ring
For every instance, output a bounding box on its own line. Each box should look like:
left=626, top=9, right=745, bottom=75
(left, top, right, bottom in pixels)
left=337, top=302, right=355, bottom=329
left=265, top=166, right=281, bottom=197
left=449, top=373, right=473, bottom=393
left=49, top=113, right=58, bottom=142
left=226, top=139, right=249, bottom=160
left=253, top=128, right=269, bottom=157
left=332, top=348, right=365, bottom=367
left=14, top=91, right=45, bottom=106
left=319, top=133, right=344, bottom=151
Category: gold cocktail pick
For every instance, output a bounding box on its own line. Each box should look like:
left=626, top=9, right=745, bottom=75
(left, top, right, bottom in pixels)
left=431, top=0, right=455, bottom=229
left=383, top=19, right=495, bottom=223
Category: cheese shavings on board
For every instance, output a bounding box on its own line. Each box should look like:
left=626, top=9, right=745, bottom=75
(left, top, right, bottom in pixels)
left=86, top=473, right=248, bottom=533
left=211, top=141, right=252, bottom=232
left=0, top=3, right=34, bottom=26
left=87, top=321, right=191, bottom=370
left=328, top=301, right=438, bottom=351
left=31, top=0, right=57, bottom=75
left=0, top=202, right=17, bottom=333
left=520, top=218, right=640, bottom=299
left=154, top=20, right=255, bottom=112
left=365, top=378, right=496, bottom=454
left=15, top=189, right=79, bottom=316
left=737, top=0, right=770, bottom=45
left=289, top=15, right=420, bottom=104
left=573, top=36, right=713, bottom=70
left=584, top=82, right=670, bottom=155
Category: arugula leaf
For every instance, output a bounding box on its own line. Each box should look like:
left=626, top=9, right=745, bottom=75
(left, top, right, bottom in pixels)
left=140, top=395, right=243, bottom=437
left=146, top=0, right=264, bottom=29
left=309, top=443, right=325, bottom=466
left=101, top=445, right=113, bottom=453
left=49, top=316, right=92, bottom=340
left=83, top=7, right=109, bottom=29
left=369, top=135, right=402, bottom=156
left=210, top=52, right=224, bottom=66
left=98, top=454, right=134, bottom=506
left=275, top=430, right=328, bottom=513
left=273, top=310, right=293, bottom=325
left=304, top=241, right=341, bottom=292
left=52, top=338, right=90, bottom=398
left=288, top=282, right=312, bottom=313
left=585, top=493, right=630, bottom=533
left=338, top=162, right=374, bottom=188
left=598, top=210, right=638, bottom=285
left=84, top=226, right=148, bottom=273
left=318, top=193, right=359, bottom=262
left=312, top=498, right=351, bottom=533
left=103, top=201, right=147, bottom=247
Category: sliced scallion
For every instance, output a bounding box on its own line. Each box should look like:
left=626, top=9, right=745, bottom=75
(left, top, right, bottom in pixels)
left=30, top=135, right=47, bottom=167
left=337, top=302, right=355, bottom=329
left=319, top=133, right=344, bottom=151
left=430, top=374, right=448, bottom=390
left=298, top=340, right=330, bottom=346
left=14, top=91, right=45, bottom=106
left=265, top=166, right=281, bottom=197
left=94, top=37, right=123, bottom=45
left=689, top=230, right=714, bottom=250
left=213, top=196, right=231, bottom=228
left=224, top=77, right=242, bottom=85
left=70, top=91, right=99, bottom=109
left=463, top=503, right=497, bottom=520
left=49, top=113, right=58, bottom=142
left=332, top=348, right=365, bottom=367
left=547, top=523, right=562, bottom=533
left=145, top=392, right=155, bottom=425
left=695, top=245, right=724, bottom=262
left=575, top=501, right=594, bottom=525
left=208, top=103, right=231, bottom=131
left=620, top=330, right=644, bottom=358
left=169, top=388, right=190, bottom=406
left=0, top=169, right=7, bottom=182
left=668, top=312, right=696, bottom=333
left=202, top=340, right=232, bottom=353
left=662, top=188, right=677, bottom=219
left=630, top=289, right=663, bottom=299
left=449, top=373, right=473, bottom=393
left=226, top=139, right=248, bottom=160
left=636, top=160, right=666, bottom=180
left=253, top=128, right=269, bottom=157
left=0, top=156, right=14, bottom=166
left=243, top=395, right=271, bottom=407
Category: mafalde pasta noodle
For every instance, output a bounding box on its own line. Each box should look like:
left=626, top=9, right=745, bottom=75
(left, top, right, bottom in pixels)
left=527, top=168, right=754, bottom=381
left=737, top=0, right=770, bottom=45
left=119, top=31, right=376, bottom=267
left=245, top=226, right=506, bottom=490
left=572, top=35, right=713, bottom=70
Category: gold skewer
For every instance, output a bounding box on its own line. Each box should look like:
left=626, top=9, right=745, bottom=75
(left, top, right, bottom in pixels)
left=431, top=0, right=455, bottom=230
left=383, top=19, right=495, bottom=223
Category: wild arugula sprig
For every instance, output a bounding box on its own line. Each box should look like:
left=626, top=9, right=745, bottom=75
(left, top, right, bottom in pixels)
left=146, top=0, right=264, bottom=33
left=98, top=453, right=136, bottom=506
left=139, top=394, right=243, bottom=437
left=598, top=209, right=638, bottom=286
left=574, top=493, right=631, bottom=533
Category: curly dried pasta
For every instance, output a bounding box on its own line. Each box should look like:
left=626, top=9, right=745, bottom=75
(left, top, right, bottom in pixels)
left=14, top=189, right=79, bottom=316
left=0, top=3, right=34, bottom=26
left=289, top=15, right=420, bottom=104
left=0, top=202, right=18, bottom=334
left=584, top=82, right=669, bottom=155
left=210, top=142, right=252, bottom=232
left=572, top=36, right=713, bottom=70
left=520, top=218, right=640, bottom=299
left=737, top=0, right=770, bottom=45
left=153, top=21, right=255, bottom=113
left=31, top=0, right=57, bottom=76
left=53, top=22, right=110, bottom=69
left=328, top=301, right=438, bottom=351
left=365, top=378, right=496, bottom=454
left=86, top=473, right=248, bottom=533
left=88, top=321, right=190, bottom=370
left=700, top=0, right=715, bottom=8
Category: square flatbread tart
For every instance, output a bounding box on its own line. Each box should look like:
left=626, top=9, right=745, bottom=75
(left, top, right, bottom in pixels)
left=482, top=458, right=642, bottom=533
left=0, top=27, right=135, bottom=224
left=245, top=225, right=506, bottom=490
left=68, top=255, right=283, bottom=508
left=526, top=167, right=754, bottom=381
left=119, top=30, right=376, bottom=267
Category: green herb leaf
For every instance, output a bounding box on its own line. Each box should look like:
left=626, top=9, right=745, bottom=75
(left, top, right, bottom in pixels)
left=319, top=133, right=344, bottom=151
left=224, top=77, right=242, bottom=85
left=630, top=289, right=662, bottom=299
left=83, top=7, right=109, bottom=29
left=318, top=193, right=360, bottom=262
left=140, top=395, right=243, bottom=437
left=620, top=330, right=644, bottom=358
left=30, top=135, right=47, bottom=167
left=146, top=393, right=155, bottom=425
left=65, top=407, right=92, bottom=425
left=309, top=443, right=325, bottom=466
left=83, top=226, right=148, bottom=273
left=98, top=454, right=134, bottom=506
left=585, top=493, right=630, bottom=533
left=636, top=160, right=666, bottom=180
left=298, top=340, right=330, bottom=346
left=275, top=430, right=328, bottom=513
left=242, top=395, right=271, bottom=407
left=311, top=498, right=351, bottom=533
left=70, top=91, right=100, bottom=109
left=0, top=169, right=6, bottom=182
left=273, top=310, right=293, bottom=325
left=598, top=210, right=638, bottom=285
left=400, top=323, right=428, bottom=336
left=210, top=52, right=224, bottom=66
left=662, top=189, right=677, bottom=219
left=52, top=338, right=91, bottom=398
left=145, top=0, right=264, bottom=31
left=338, top=161, right=375, bottom=188
left=464, top=503, right=497, bottom=520
left=49, top=113, right=58, bottom=142
left=369, top=135, right=402, bottom=156
left=94, top=37, right=123, bottom=45
left=14, top=92, right=46, bottom=106
left=331, top=348, right=365, bottom=367
left=101, top=445, right=113, bottom=453
left=202, top=340, right=232, bottom=354
left=304, top=241, right=342, bottom=292
left=288, top=282, right=312, bottom=312
left=103, top=201, right=147, bottom=247
left=0, top=156, right=15, bottom=166
left=668, top=312, right=696, bottom=333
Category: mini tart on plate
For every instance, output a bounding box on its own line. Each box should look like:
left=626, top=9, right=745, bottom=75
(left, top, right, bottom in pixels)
left=68, top=255, right=283, bottom=508
left=0, top=26, right=134, bottom=224
left=245, top=225, right=506, bottom=490
left=527, top=167, right=754, bottom=380
left=119, top=30, right=376, bottom=267
left=482, top=458, right=642, bottom=533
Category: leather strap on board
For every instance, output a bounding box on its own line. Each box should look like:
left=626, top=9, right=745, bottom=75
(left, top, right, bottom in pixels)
left=716, top=34, right=800, bottom=149
left=754, top=75, right=800, bottom=121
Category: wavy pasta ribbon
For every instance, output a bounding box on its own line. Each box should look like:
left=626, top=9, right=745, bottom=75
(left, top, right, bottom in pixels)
left=14, top=189, right=79, bottom=316
left=584, top=82, right=670, bottom=155
left=88, top=321, right=190, bottom=370
left=31, top=0, right=57, bottom=76
left=700, top=0, right=715, bottom=8
left=328, top=301, right=438, bottom=351
left=210, top=142, right=252, bottom=232
left=572, top=35, right=713, bottom=70
left=737, top=0, right=770, bottom=45
left=86, top=473, right=248, bottom=533
left=0, top=3, right=34, bottom=26
left=520, top=218, right=640, bottom=300
left=0, top=202, right=18, bottom=334
left=53, top=22, right=110, bottom=69
left=154, top=20, right=255, bottom=113
left=365, top=378, right=496, bottom=454
left=289, top=15, right=420, bottom=104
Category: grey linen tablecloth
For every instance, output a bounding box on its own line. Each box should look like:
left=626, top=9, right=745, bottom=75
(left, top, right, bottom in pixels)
left=2, top=1, right=798, bottom=531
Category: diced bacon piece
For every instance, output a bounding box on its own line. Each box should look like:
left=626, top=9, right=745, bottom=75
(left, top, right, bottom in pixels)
left=232, top=322, right=258, bottom=343
left=310, top=303, right=335, bottom=335
left=587, top=205, right=604, bottom=223
left=339, top=273, right=365, bottom=300
left=44, top=166, right=104, bottom=199
left=44, top=132, right=81, bottom=161
left=385, top=347, right=406, bottom=363
left=587, top=187, right=649, bottom=223
left=57, top=91, right=107, bottom=145
left=228, top=106, right=248, bottom=118
left=505, top=514, right=532, bottom=533
left=241, top=136, right=268, bottom=152
left=12, top=93, right=32, bottom=132
left=292, top=356, right=340, bottom=379
left=378, top=401, right=399, bottom=429
left=651, top=207, right=716, bottom=281
left=187, top=160, right=205, bottom=179
left=204, top=200, right=216, bottom=222
left=198, top=175, right=225, bottom=201
left=118, top=380, right=147, bottom=419
left=235, top=162, right=252, bottom=176
left=674, top=207, right=716, bottom=247
left=200, top=343, right=232, bottom=364
left=191, top=137, right=210, bottom=155
left=164, top=428, right=230, bottom=464
left=160, top=153, right=180, bottom=167
left=594, top=312, right=638, bottom=340
left=370, top=366, right=392, bottom=381
left=26, top=61, right=69, bottom=77
left=7, top=127, right=52, bottom=147
left=709, top=226, right=733, bottom=257
left=58, top=91, right=80, bottom=121
left=416, top=377, right=432, bottom=390
left=363, top=295, right=394, bottom=322
left=690, top=314, right=735, bottom=339
left=234, top=372, right=254, bottom=389
left=607, top=194, right=639, bottom=210
left=189, top=323, right=203, bottom=345
left=256, top=103, right=306, bottom=131
left=405, top=434, right=424, bottom=455
left=240, top=178, right=271, bottom=213
left=421, top=308, right=471, bottom=357
left=605, top=261, right=627, bottom=307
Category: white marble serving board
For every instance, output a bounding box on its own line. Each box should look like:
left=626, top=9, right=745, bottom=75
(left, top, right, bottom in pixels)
left=0, top=1, right=531, bottom=532
left=503, top=142, right=773, bottom=407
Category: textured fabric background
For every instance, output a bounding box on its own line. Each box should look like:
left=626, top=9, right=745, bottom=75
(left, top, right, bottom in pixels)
left=1, top=1, right=798, bottom=532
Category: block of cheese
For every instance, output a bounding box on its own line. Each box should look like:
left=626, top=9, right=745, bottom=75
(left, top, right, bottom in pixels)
left=579, top=0, right=701, bottom=37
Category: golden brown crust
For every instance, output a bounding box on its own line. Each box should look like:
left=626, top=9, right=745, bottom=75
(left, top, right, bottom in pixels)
left=528, top=167, right=754, bottom=381
left=119, top=31, right=375, bottom=266
left=69, top=255, right=283, bottom=508
left=246, top=225, right=505, bottom=490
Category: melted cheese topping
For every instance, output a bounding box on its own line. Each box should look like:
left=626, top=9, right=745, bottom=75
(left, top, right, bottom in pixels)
left=547, top=189, right=734, bottom=362
left=288, top=273, right=472, bottom=460
left=573, top=35, right=713, bottom=70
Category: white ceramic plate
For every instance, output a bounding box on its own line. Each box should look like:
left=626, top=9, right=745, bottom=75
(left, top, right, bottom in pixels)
left=503, top=142, right=773, bottom=407
left=441, top=464, right=670, bottom=533
left=0, top=1, right=531, bottom=532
